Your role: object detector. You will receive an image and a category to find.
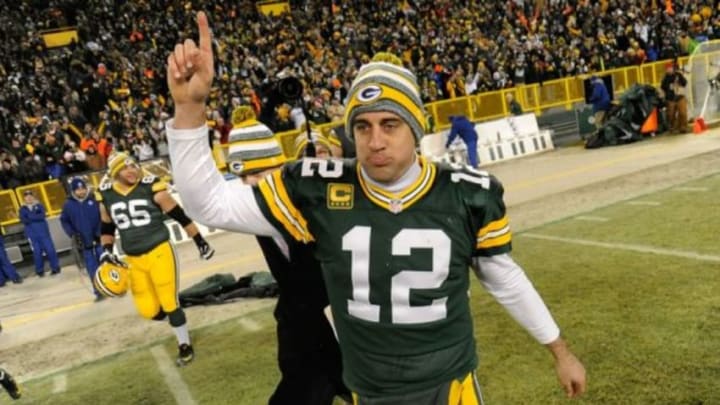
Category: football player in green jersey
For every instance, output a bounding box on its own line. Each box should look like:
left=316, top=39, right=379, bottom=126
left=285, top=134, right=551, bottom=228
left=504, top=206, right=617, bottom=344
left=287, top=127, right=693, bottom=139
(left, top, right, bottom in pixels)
left=97, top=151, right=215, bottom=366
left=166, top=12, right=586, bottom=403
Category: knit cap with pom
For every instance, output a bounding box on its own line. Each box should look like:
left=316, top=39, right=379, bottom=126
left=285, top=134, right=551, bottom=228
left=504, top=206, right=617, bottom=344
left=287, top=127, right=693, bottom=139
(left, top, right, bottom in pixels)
left=344, top=52, right=426, bottom=142
left=226, top=106, right=286, bottom=175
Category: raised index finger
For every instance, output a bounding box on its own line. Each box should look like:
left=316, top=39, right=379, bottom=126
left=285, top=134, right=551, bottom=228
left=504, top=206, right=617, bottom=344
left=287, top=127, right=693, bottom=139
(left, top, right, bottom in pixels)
left=197, top=11, right=212, bottom=54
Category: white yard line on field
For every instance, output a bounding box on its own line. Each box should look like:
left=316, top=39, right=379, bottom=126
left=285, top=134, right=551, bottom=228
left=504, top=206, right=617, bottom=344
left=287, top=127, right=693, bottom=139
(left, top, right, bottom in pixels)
left=150, top=346, right=197, bottom=405
left=673, top=186, right=709, bottom=192
left=626, top=201, right=662, bottom=206
left=52, top=374, right=67, bottom=393
left=522, top=233, right=720, bottom=262
left=237, top=318, right=262, bottom=332
left=574, top=216, right=609, bottom=222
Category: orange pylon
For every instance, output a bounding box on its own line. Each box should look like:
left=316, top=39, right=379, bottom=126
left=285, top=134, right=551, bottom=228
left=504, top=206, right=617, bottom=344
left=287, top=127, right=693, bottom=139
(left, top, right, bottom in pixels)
left=693, top=117, right=707, bottom=134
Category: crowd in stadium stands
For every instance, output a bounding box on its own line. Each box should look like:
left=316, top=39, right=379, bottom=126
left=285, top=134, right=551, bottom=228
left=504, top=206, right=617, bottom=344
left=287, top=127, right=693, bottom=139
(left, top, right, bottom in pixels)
left=0, top=0, right=718, bottom=189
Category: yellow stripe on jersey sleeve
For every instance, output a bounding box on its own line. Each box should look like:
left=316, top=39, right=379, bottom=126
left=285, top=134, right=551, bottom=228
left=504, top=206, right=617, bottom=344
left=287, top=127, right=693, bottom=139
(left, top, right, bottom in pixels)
left=476, top=215, right=511, bottom=249
left=476, top=215, right=509, bottom=239
left=476, top=231, right=512, bottom=249
left=257, top=171, right=313, bottom=242
left=269, top=171, right=312, bottom=240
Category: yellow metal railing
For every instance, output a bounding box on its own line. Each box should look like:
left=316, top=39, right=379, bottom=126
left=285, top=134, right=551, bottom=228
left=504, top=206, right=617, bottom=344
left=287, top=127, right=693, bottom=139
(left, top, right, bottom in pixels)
left=15, top=180, right=67, bottom=218
left=0, top=53, right=707, bottom=226
left=253, top=55, right=699, bottom=158
left=0, top=190, right=20, bottom=226
left=3, top=159, right=175, bottom=226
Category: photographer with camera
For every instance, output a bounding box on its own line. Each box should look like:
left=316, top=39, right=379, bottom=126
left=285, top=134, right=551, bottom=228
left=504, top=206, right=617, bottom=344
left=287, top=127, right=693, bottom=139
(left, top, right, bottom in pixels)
left=257, top=76, right=305, bottom=130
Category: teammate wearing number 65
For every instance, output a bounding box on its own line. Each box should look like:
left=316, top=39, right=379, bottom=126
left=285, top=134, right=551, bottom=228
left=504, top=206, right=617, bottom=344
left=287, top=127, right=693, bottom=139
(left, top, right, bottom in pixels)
left=96, top=151, right=215, bottom=366
left=167, top=12, right=586, bottom=403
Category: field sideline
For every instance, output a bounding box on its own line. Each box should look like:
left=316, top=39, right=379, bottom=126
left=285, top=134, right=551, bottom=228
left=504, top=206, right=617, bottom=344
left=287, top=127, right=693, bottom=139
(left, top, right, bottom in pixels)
left=2, top=132, right=720, bottom=404
left=4, top=166, right=720, bottom=404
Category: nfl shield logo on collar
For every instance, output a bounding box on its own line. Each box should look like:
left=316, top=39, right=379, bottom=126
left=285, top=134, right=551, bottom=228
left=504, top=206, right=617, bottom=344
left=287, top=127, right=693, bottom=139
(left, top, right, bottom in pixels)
left=389, top=199, right=403, bottom=214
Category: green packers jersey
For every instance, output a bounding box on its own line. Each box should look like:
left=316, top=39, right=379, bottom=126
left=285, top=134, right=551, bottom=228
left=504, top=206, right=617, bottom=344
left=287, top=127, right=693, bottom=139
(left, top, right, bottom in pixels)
left=97, top=175, right=170, bottom=256
left=253, top=157, right=511, bottom=397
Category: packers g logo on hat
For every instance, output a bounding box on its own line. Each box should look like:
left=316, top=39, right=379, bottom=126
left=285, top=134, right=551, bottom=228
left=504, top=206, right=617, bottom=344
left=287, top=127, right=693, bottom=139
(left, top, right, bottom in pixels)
left=344, top=54, right=427, bottom=142
left=228, top=160, right=245, bottom=175
left=357, top=85, right=383, bottom=103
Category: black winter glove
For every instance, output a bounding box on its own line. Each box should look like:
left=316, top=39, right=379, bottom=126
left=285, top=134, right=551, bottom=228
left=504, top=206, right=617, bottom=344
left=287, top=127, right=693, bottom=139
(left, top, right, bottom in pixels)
left=99, top=246, right=128, bottom=268
left=196, top=238, right=215, bottom=260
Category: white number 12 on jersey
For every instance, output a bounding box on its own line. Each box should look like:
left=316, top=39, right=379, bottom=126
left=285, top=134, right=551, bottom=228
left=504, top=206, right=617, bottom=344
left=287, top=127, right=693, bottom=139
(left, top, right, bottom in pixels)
left=342, top=226, right=450, bottom=324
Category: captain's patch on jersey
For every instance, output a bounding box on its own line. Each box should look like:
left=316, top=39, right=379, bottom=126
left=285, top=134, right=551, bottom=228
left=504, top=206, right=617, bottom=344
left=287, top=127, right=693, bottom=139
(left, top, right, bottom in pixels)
left=327, top=183, right=354, bottom=209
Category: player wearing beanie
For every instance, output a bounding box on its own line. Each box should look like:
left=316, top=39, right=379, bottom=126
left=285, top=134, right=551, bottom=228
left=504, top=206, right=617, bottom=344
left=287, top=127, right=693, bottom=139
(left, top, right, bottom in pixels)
left=97, top=152, right=215, bottom=366
left=167, top=13, right=586, bottom=403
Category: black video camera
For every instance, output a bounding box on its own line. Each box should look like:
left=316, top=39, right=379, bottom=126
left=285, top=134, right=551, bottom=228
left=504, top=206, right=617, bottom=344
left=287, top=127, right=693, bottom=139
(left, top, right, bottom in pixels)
left=259, top=77, right=316, bottom=157
left=261, top=77, right=303, bottom=105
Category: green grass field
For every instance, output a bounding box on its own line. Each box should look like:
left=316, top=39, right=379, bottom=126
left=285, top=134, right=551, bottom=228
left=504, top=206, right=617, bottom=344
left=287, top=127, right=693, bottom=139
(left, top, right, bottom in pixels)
left=11, top=173, right=720, bottom=404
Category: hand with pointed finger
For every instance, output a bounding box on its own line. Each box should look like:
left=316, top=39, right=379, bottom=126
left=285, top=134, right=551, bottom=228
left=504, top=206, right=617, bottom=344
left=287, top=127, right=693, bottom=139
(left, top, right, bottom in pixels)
left=167, top=11, right=214, bottom=128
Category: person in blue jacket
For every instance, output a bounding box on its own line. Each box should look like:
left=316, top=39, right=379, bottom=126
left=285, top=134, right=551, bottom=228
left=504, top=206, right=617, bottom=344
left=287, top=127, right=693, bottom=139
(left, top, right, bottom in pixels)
left=19, top=190, right=60, bottom=277
left=0, top=226, right=22, bottom=287
left=445, top=115, right=479, bottom=168
left=60, top=176, right=103, bottom=299
left=588, top=75, right=611, bottom=129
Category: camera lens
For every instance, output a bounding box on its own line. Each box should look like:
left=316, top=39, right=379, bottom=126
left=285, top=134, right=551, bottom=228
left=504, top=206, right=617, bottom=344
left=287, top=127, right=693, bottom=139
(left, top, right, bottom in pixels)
left=277, top=77, right=303, bottom=101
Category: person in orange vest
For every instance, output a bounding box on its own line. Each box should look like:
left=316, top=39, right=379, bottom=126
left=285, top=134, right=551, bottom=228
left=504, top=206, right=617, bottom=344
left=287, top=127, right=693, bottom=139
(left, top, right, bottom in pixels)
left=97, top=135, right=113, bottom=161
left=80, top=131, right=98, bottom=152
left=665, top=0, right=674, bottom=15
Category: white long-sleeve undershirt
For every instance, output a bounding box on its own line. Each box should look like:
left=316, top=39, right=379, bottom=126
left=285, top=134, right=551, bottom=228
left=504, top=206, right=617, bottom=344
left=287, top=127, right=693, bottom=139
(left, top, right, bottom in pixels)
left=166, top=121, right=559, bottom=344
left=473, top=254, right=560, bottom=344
left=166, top=121, right=281, bottom=239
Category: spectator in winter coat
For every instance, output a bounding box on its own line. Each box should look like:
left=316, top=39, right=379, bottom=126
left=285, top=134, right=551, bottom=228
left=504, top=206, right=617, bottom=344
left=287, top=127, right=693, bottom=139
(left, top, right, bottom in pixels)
left=661, top=63, right=689, bottom=133
left=19, top=190, right=60, bottom=277
left=19, top=155, right=46, bottom=184
left=588, top=76, right=611, bottom=129
left=84, top=145, right=105, bottom=171
left=0, top=159, right=22, bottom=190
left=506, top=93, right=524, bottom=116
left=445, top=115, right=480, bottom=168
left=60, top=177, right=103, bottom=299
left=44, top=155, right=65, bottom=180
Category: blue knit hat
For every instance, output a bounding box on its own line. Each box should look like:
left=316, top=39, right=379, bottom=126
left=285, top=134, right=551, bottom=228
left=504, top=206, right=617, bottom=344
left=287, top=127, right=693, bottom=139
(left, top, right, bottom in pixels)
left=70, top=177, right=87, bottom=192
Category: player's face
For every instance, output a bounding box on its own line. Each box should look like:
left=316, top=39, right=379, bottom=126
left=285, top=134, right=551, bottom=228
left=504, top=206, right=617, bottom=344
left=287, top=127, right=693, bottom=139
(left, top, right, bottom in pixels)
left=353, top=111, right=416, bottom=184
left=116, top=164, right=140, bottom=186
